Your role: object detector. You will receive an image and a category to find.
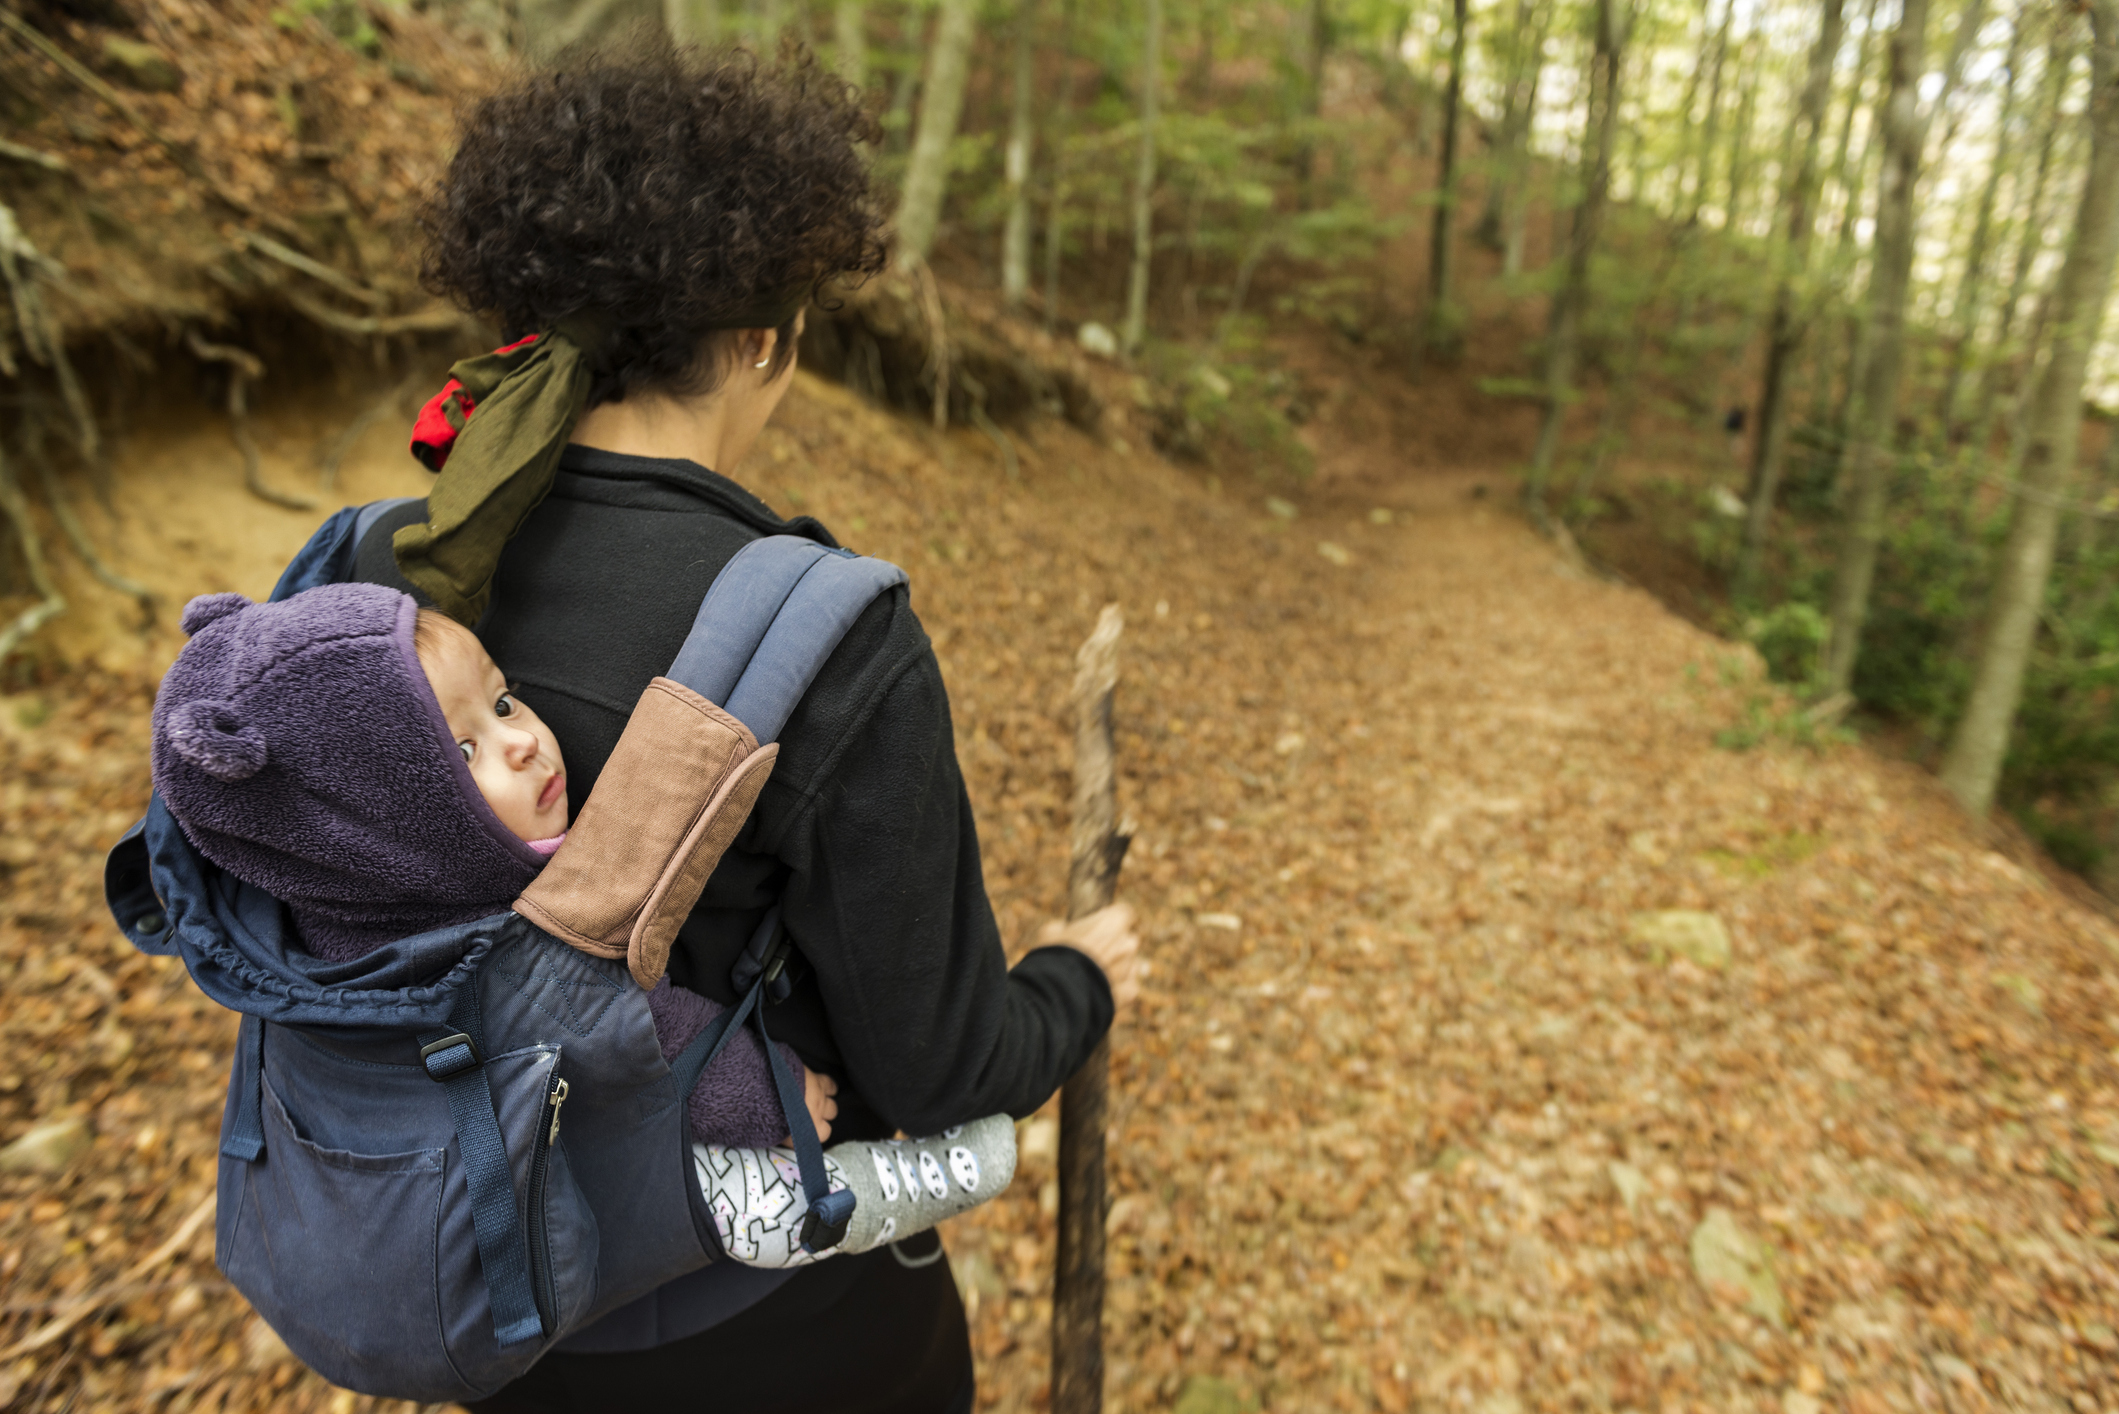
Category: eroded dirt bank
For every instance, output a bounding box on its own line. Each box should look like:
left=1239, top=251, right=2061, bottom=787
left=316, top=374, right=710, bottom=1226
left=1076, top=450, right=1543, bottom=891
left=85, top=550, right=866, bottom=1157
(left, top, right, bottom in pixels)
left=3, top=366, right=2117, bottom=1414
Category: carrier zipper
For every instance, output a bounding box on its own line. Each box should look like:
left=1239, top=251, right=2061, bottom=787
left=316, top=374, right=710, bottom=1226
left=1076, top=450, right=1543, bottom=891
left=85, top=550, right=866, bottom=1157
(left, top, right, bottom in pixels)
left=527, top=1070, right=567, bottom=1330
left=547, top=1077, right=569, bottom=1144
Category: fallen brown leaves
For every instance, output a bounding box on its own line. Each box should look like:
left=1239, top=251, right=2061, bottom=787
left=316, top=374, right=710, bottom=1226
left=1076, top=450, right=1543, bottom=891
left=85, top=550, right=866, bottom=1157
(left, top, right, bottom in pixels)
left=3, top=365, right=2117, bottom=1414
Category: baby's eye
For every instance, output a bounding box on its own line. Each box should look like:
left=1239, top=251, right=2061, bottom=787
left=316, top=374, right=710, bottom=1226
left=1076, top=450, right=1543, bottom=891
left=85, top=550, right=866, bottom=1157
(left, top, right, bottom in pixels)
left=494, top=692, right=517, bottom=718
left=458, top=740, right=476, bottom=765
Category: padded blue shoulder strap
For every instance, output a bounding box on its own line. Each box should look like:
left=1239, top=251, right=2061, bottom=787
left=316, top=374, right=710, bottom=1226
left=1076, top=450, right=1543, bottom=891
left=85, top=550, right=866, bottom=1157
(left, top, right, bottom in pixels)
left=665, top=537, right=907, bottom=744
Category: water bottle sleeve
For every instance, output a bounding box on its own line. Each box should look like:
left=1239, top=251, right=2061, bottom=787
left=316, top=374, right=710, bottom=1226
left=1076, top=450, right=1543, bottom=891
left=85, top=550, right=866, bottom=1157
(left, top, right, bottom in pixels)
left=694, top=1114, right=1018, bottom=1269
left=833, top=1114, right=1018, bottom=1254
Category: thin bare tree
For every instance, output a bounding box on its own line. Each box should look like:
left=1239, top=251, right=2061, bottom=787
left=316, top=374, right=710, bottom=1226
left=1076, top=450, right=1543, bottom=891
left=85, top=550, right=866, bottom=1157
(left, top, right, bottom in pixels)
left=833, top=0, right=865, bottom=86
left=1736, top=0, right=1849, bottom=599
left=1824, top=0, right=1937, bottom=694
left=1937, top=10, right=2029, bottom=437
left=1526, top=0, right=1628, bottom=521
left=1002, top=0, right=1038, bottom=311
left=1121, top=0, right=1163, bottom=356
left=896, top=0, right=980, bottom=266
left=1970, top=36, right=2074, bottom=444
left=1423, top=0, right=1470, bottom=358
left=1475, top=0, right=1549, bottom=278
left=1042, top=0, right=1080, bottom=332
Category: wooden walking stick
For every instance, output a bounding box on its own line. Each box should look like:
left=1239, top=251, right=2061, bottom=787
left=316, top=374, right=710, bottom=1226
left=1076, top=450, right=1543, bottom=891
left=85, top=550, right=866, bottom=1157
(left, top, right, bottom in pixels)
left=1052, top=604, right=1129, bottom=1414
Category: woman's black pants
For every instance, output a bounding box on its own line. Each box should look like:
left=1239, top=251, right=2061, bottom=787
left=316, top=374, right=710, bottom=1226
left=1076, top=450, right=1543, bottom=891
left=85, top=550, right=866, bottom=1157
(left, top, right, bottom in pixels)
left=465, top=1231, right=974, bottom=1413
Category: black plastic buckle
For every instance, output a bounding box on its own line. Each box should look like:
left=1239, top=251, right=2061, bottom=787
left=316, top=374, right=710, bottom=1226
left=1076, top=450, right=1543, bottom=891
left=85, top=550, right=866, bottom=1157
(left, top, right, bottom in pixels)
left=420, top=1033, right=481, bottom=1081
left=732, top=926, right=796, bottom=1003
left=797, top=1188, right=856, bottom=1254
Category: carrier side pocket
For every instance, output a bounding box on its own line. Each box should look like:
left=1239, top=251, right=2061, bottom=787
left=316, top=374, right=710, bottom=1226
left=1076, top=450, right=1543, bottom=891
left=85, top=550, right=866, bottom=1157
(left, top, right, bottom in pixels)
left=219, top=1077, right=460, bottom=1401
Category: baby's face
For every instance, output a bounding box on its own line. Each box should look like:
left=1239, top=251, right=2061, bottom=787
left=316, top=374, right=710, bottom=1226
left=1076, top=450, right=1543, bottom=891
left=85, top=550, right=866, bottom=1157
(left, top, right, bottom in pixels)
left=417, top=616, right=569, bottom=842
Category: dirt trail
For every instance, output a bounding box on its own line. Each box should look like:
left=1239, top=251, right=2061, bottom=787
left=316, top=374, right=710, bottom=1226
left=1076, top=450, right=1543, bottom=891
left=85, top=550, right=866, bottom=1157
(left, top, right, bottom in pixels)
left=2, top=355, right=2117, bottom=1414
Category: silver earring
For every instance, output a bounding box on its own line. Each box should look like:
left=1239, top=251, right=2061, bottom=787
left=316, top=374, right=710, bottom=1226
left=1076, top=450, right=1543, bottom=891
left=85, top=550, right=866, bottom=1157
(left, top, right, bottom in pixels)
left=755, top=358, right=770, bottom=369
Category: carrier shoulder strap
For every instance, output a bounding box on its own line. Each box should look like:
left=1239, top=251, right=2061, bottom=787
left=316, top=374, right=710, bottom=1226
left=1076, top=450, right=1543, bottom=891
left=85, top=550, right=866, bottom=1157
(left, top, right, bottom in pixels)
left=514, top=535, right=906, bottom=986
left=666, top=535, right=910, bottom=744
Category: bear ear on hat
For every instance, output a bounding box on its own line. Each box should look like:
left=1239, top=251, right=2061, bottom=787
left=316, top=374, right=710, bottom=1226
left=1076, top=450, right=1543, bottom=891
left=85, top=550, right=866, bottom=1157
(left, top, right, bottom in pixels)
left=180, top=593, right=255, bottom=637
left=166, top=699, right=268, bottom=781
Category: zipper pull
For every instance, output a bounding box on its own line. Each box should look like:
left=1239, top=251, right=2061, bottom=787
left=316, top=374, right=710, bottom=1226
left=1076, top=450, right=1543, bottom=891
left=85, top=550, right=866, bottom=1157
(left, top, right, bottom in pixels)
left=547, top=1076, right=570, bottom=1145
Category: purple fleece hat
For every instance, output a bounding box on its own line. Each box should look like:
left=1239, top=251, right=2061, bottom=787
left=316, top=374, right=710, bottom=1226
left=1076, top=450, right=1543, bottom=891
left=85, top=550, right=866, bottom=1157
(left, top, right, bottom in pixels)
left=150, top=585, right=547, bottom=961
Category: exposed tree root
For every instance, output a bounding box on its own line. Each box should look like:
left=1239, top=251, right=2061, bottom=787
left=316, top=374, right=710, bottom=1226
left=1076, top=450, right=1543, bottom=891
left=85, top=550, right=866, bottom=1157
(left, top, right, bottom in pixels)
left=273, top=284, right=470, bottom=340
left=236, top=232, right=390, bottom=309
left=316, top=373, right=424, bottom=490
left=0, top=138, right=69, bottom=174
left=0, top=8, right=298, bottom=241
left=184, top=330, right=316, bottom=512
left=906, top=256, right=952, bottom=431
left=0, top=442, right=66, bottom=665
left=24, top=433, right=154, bottom=620
left=960, top=371, right=1020, bottom=481
left=800, top=272, right=1101, bottom=435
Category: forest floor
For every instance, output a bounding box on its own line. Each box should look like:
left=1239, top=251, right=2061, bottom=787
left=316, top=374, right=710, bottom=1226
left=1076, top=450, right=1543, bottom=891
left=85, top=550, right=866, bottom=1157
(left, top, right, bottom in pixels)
left=4, top=308, right=2119, bottom=1414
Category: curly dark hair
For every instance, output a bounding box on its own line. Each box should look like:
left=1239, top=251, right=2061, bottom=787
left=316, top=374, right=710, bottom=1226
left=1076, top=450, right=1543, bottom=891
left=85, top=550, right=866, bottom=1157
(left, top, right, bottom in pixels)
left=420, top=44, right=888, bottom=407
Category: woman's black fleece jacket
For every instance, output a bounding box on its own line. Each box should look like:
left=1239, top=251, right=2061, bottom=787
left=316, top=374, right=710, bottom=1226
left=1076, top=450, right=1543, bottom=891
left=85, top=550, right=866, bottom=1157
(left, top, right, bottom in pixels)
left=353, top=445, right=1112, bottom=1143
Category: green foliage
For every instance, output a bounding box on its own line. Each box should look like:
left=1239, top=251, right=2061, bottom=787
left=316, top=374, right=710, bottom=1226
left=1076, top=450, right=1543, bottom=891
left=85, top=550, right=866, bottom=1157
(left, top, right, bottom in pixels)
left=1753, top=438, right=2119, bottom=868
left=1138, top=346, right=1313, bottom=477
left=1713, top=688, right=1848, bottom=753
left=1744, top=601, right=1829, bottom=688
left=273, top=0, right=380, bottom=54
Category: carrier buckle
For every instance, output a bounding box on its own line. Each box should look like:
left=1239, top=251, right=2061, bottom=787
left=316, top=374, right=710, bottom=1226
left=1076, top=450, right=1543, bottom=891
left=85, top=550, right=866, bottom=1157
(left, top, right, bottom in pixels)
left=798, top=1188, right=856, bottom=1253
left=420, top=1032, right=481, bottom=1081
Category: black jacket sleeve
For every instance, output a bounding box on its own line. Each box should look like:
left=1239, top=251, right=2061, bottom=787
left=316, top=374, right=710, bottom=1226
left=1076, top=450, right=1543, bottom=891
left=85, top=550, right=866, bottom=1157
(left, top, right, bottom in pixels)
left=768, top=644, right=1112, bottom=1133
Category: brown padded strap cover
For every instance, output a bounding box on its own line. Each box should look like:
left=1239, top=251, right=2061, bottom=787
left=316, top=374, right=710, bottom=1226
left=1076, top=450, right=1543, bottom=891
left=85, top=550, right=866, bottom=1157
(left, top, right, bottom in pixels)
left=514, top=677, right=779, bottom=990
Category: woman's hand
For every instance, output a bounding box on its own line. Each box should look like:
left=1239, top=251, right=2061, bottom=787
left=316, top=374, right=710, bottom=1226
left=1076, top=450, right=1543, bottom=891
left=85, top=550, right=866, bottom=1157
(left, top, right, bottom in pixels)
left=1038, top=903, right=1141, bottom=1011
left=802, top=1068, right=839, bottom=1144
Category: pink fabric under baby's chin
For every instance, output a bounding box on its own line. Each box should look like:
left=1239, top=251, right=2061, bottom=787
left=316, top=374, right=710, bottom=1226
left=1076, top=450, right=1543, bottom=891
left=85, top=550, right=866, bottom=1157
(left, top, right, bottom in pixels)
left=526, top=834, right=567, bottom=857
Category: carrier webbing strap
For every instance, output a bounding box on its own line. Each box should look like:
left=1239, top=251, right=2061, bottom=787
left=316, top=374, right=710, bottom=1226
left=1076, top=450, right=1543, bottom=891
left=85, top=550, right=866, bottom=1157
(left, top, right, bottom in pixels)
left=421, top=976, right=544, bottom=1348
left=219, top=1014, right=267, bottom=1162
left=666, top=907, right=849, bottom=1251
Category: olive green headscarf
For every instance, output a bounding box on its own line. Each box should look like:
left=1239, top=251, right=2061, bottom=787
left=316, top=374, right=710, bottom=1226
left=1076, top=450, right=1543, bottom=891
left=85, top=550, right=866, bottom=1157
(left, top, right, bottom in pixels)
left=394, top=288, right=807, bottom=626
left=393, top=321, right=603, bottom=626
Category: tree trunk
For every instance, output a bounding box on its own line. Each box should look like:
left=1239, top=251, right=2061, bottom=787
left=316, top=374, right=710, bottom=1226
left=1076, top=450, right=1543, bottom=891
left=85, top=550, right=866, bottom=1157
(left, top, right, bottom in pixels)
left=1042, top=0, right=1079, bottom=331
left=1001, top=0, right=1037, bottom=311
left=833, top=0, right=865, bottom=86
left=1736, top=0, right=1847, bottom=600
left=1120, top=0, right=1162, bottom=356
left=1422, top=0, right=1469, bottom=359
left=1972, top=38, right=2071, bottom=444
left=1942, top=0, right=2119, bottom=817
left=1828, top=0, right=1979, bottom=475
left=1189, top=0, right=1214, bottom=98
left=1674, top=0, right=1732, bottom=330
left=1724, top=34, right=1762, bottom=232
left=1475, top=0, right=1543, bottom=253
left=1692, top=1, right=1733, bottom=225
left=1937, top=12, right=2026, bottom=437
left=1295, top=0, right=1329, bottom=205
left=1526, top=0, right=1625, bottom=520
left=1806, top=0, right=1880, bottom=427
left=1502, top=32, right=1548, bottom=276
left=895, top=0, right=980, bottom=266
left=1824, top=0, right=1936, bottom=696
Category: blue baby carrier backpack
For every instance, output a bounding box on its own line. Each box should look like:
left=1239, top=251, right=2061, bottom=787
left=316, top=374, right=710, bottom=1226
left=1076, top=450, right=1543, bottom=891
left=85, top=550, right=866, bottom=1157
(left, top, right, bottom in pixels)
left=104, top=500, right=906, bottom=1402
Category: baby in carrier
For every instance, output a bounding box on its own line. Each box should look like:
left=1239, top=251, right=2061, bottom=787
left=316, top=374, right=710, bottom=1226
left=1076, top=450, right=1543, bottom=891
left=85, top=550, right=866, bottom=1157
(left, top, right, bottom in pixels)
left=150, top=580, right=1012, bottom=1267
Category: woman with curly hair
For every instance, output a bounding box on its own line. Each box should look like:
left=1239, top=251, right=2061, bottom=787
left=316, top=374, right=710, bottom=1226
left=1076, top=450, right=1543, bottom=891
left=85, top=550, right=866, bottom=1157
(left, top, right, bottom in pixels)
left=344, top=42, right=1140, bottom=1412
